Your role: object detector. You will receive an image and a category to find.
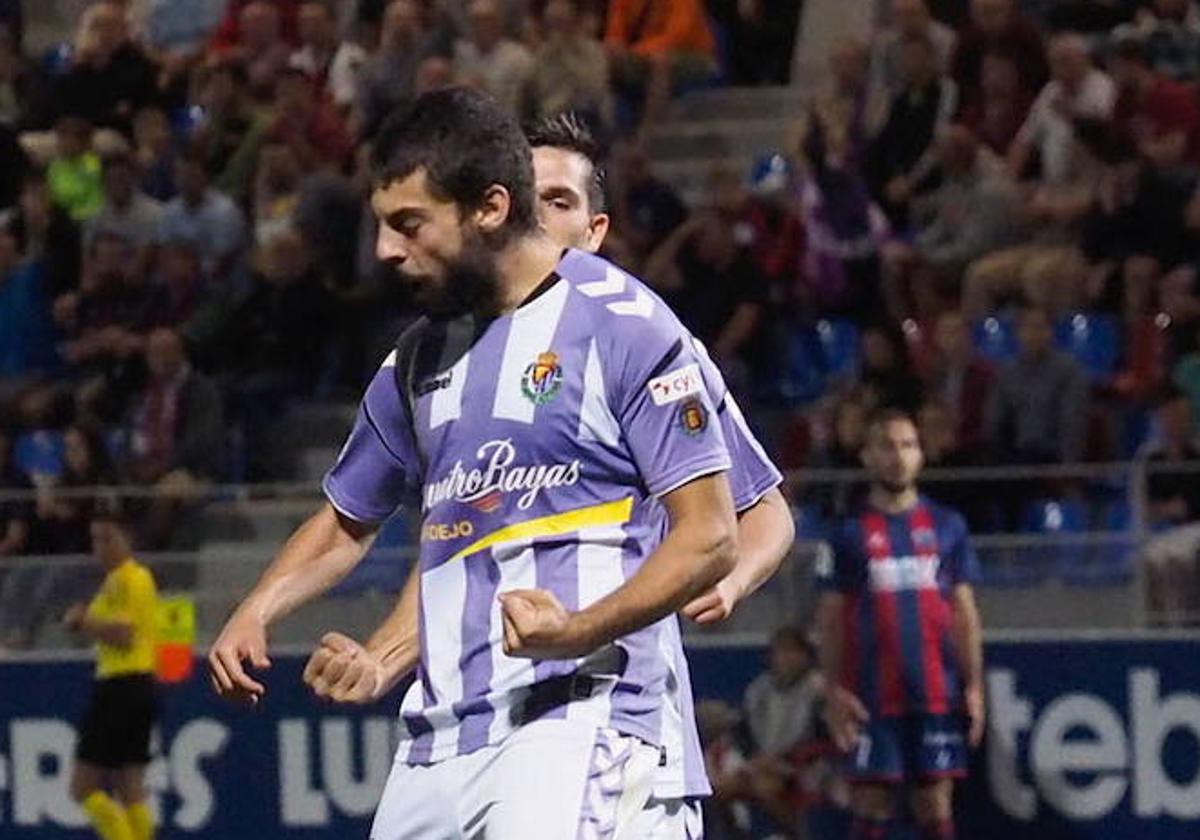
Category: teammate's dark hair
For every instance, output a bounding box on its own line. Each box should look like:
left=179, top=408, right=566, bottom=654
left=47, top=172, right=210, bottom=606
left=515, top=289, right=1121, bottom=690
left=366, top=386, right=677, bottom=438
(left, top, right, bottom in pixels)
left=525, top=111, right=607, bottom=214
left=371, top=88, right=538, bottom=235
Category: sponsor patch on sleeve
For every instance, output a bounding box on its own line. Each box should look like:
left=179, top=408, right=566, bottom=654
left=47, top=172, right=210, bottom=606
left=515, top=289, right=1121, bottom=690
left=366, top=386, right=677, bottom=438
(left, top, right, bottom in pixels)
left=648, top=363, right=703, bottom=406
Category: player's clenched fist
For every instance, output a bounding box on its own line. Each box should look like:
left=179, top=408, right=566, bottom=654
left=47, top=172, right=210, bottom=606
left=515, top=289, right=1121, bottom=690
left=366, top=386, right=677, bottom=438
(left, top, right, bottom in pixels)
left=208, top=611, right=272, bottom=706
left=499, top=589, right=590, bottom=660
left=304, top=632, right=386, bottom=704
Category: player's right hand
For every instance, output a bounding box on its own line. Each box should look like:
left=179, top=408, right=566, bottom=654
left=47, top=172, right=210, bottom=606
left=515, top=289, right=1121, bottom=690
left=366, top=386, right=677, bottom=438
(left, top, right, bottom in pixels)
left=208, top=610, right=271, bottom=706
left=303, top=632, right=385, bottom=704
left=825, top=685, right=869, bottom=753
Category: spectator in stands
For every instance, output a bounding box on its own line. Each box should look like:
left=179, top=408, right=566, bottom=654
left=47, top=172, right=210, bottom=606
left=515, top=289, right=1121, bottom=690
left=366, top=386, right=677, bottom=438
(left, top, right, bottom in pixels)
left=0, top=121, right=31, bottom=209
left=1109, top=35, right=1200, bottom=170
left=83, top=153, right=163, bottom=275
left=10, top=175, right=82, bottom=299
left=867, top=32, right=959, bottom=225
left=528, top=0, right=612, bottom=129
left=716, top=0, right=803, bottom=86
left=924, top=310, right=995, bottom=453
left=159, top=147, right=246, bottom=280
left=194, top=60, right=270, bottom=201
left=696, top=700, right=754, bottom=840
left=952, top=0, right=1047, bottom=109
left=0, top=428, right=29, bottom=558
left=46, top=117, right=103, bottom=223
left=1137, top=388, right=1200, bottom=625
left=1113, top=0, right=1200, bottom=82
left=50, top=1, right=160, bottom=135
left=822, top=37, right=874, bottom=149
left=216, top=0, right=296, bottom=98
left=354, top=0, right=437, bottom=139
left=739, top=155, right=807, bottom=307
left=0, top=220, right=59, bottom=388
left=882, top=124, right=1021, bottom=319
left=155, top=237, right=215, bottom=335
left=123, top=327, right=223, bottom=548
left=797, top=110, right=891, bottom=318
left=138, top=0, right=226, bottom=57
left=643, top=208, right=768, bottom=390
left=859, top=321, right=925, bottom=414
left=605, top=0, right=715, bottom=129
left=744, top=626, right=824, bottom=758
left=1046, top=0, right=1133, bottom=33
left=0, top=21, right=40, bottom=129
left=869, top=0, right=957, bottom=104
left=289, top=0, right=367, bottom=112
left=1009, top=33, right=1115, bottom=185
left=608, top=140, right=687, bottom=264
left=959, top=49, right=1035, bottom=155
left=917, top=398, right=989, bottom=521
left=266, top=66, right=353, bottom=172
left=986, top=305, right=1089, bottom=464
left=453, top=0, right=533, bottom=116
left=132, top=106, right=178, bottom=202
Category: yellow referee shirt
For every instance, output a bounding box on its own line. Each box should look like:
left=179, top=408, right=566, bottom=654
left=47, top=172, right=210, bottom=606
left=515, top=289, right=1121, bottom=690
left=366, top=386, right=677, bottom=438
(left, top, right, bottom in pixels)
left=86, top=558, right=159, bottom=679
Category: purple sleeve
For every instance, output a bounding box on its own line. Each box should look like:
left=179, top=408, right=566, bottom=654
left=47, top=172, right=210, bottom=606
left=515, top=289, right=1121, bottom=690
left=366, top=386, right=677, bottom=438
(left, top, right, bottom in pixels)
left=322, top=356, right=419, bottom=524
left=610, top=308, right=731, bottom=498
left=692, top=339, right=783, bottom=512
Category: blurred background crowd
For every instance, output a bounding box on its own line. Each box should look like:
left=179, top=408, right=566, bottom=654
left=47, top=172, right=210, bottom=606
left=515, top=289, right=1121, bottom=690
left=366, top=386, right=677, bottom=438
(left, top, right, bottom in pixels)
left=1, top=0, right=1200, bottom=631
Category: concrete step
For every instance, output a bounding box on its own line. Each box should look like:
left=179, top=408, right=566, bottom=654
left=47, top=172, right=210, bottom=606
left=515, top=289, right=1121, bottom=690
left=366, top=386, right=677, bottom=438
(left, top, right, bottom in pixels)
left=667, top=86, right=807, bottom=122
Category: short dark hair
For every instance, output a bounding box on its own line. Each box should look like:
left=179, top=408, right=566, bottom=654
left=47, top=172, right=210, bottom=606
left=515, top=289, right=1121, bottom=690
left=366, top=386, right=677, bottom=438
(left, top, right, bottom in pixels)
left=526, top=111, right=607, bottom=214
left=371, top=87, right=538, bottom=235
left=865, top=407, right=918, bottom=439
left=1111, top=33, right=1148, bottom=66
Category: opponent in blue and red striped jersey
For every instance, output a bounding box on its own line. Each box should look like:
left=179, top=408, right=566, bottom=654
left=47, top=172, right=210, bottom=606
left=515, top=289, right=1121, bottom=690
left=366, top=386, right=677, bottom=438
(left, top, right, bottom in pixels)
left=815, top=409, right=984, bottom=840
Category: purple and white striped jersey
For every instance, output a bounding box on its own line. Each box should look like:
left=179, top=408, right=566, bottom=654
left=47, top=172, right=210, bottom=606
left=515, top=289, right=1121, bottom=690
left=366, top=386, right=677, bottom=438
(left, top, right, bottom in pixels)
left=324, top=250, right=733, bottom=766
left=652, top=341, right=784, bottom=800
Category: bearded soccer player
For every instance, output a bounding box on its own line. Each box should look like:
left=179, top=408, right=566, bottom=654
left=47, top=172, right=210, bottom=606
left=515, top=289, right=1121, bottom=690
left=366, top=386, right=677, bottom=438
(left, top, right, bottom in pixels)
left=209, top=89, right=747, bottom=837
left=817, top=410, right=985, bottom=840
left=303, top=112, right=794, bottom=839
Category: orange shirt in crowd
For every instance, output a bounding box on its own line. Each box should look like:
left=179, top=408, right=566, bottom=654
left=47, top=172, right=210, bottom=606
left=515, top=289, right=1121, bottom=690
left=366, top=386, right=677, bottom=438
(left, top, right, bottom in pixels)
left=605, top=0, right=715, bottom=59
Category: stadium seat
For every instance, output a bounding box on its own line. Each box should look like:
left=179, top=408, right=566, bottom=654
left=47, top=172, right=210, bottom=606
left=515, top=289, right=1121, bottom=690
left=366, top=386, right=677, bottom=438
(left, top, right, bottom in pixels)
left=1020, top=499, right=1089, bottom=583
left=794, top=504, right=826, bottom=541
left=777, top=324, right=828, bottom=405
left=972, top=316, right=1018, bottom=365
left=1055, top=313, right=1120, bottom=381
left=816, top=318, right=861, bottom=382
left=1065, top=500, right=1135, bottom=586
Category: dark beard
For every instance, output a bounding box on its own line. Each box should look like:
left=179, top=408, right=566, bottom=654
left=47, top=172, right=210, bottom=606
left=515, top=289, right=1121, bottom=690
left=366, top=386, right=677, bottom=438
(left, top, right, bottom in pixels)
left=408, top=230, right=502, bottom=319
left=875, top=478, right=913, bottom=496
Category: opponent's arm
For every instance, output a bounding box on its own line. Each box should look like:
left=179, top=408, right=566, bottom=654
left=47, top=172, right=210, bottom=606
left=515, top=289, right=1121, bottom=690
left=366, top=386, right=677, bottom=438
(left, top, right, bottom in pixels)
left=208, top=502, right=378, bottom=704
left=304, top=564, right=421, bottom=704
left=682, top=486, right=794, bottom=624
left=951, top=582, right=986, bottom=746
left=818, top=591, right=868, bottom=752
left=500, top=472, right=737, bottom=659
left=64, top=604, right=134, bottom=648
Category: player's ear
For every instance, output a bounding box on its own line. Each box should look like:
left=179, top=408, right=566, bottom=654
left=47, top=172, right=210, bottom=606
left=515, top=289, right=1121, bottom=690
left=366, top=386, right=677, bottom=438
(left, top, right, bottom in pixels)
left=585, top=213, right=610, bottom=253
left=474, top=184, right=512, bottom=234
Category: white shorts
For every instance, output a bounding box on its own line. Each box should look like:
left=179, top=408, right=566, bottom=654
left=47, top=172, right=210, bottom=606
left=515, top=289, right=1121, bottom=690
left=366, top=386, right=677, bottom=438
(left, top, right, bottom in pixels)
left=371, top=719, right=660, bottom=840
left=641, top=797, right=705, bottom=839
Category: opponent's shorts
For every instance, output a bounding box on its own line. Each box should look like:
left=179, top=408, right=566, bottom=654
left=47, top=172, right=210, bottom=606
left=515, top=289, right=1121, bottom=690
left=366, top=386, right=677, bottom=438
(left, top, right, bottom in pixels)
left=371, top=719, right=660, bottom=840
left=845, top=714, right=967, bottom=784
left=76, top=673, right=157, bottom=768
left=641, top=796, right=704, bottom=839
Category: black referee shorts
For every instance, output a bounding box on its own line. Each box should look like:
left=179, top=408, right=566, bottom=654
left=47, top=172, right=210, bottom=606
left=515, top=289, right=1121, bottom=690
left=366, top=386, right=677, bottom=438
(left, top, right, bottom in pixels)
left=76, top=673, right=157, bottom=768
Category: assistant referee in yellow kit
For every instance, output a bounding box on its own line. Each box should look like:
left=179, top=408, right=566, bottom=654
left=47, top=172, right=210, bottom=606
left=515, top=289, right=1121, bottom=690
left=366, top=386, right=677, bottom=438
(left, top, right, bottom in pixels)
left=64, top=511, right=160, bottom=840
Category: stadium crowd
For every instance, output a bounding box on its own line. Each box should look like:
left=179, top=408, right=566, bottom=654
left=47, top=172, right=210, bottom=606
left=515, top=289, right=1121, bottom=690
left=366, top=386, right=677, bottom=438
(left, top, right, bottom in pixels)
left=0, top=0, right=1198, bottom=609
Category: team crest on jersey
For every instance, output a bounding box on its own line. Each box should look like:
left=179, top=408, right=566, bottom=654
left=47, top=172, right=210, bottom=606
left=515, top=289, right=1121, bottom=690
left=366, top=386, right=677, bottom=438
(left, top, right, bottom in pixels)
left=678, top=398, right=708, bottom=436
left=521, top=351, right=564, bottom=406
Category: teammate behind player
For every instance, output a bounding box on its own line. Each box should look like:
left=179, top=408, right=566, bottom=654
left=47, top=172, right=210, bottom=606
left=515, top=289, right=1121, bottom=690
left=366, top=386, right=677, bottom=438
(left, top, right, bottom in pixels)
left=65, top=512, right=160, bottom=840
left=210, top=88, right=741, bottom=838
left=817, top=409, right=984, bottom=840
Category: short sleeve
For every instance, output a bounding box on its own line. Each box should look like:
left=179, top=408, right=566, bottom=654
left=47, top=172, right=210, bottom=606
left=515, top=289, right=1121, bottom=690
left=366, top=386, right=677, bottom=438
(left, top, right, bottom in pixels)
left=814, top=522, right=860, bottom=593
left=609, top=299, right=731, bottom=498
left=692, top=338, right=783, bottom=511
left=323, top=353, right=420, bottom=524
left=944, top=512, right=981, bottom=586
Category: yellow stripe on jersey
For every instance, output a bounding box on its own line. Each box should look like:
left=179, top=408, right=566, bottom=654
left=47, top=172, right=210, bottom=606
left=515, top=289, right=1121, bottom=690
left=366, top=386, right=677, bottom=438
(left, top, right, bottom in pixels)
left=447, top=497, right=634, bottom=564
left=87, top=558, right=160, bottom=679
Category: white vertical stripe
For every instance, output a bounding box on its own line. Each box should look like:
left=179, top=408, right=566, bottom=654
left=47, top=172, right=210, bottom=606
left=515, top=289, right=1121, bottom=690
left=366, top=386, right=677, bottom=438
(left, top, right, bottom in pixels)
left=491, top=280, right=570, bottom=423
left=486, top=540, right=538, bottom=744
left=578, top=338, right=621, bottom=447
left=567, top=525, right=628, bottom=725
left=428, top=350, right=471, bottom=430
left=653, top=618, right=687, bottom=794
left=396, top=681, right=424, bottom=763
left=420, top=560, right=467, bottom=758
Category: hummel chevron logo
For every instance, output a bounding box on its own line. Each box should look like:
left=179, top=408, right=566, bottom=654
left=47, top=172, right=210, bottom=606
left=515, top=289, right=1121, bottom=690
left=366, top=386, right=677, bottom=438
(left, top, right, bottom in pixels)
left=577, top=265, right=627, bottom=297
left=606, top=287, right=653, bottom=318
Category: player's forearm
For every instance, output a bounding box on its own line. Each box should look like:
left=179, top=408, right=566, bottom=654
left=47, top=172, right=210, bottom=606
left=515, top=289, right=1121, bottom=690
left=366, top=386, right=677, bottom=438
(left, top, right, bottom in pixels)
left=726, top=488, right=794, bottom=600
left=951, top=585, right=984, bottom=688
left=81, top=616, right=134, bottom=649
left=235, top=503, right=377, bottom=626
left=363, top=565, right=421, bottom=690
left=569, top=513, right=736, bottom=650
left=816, top=592, right=845, bottom=689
